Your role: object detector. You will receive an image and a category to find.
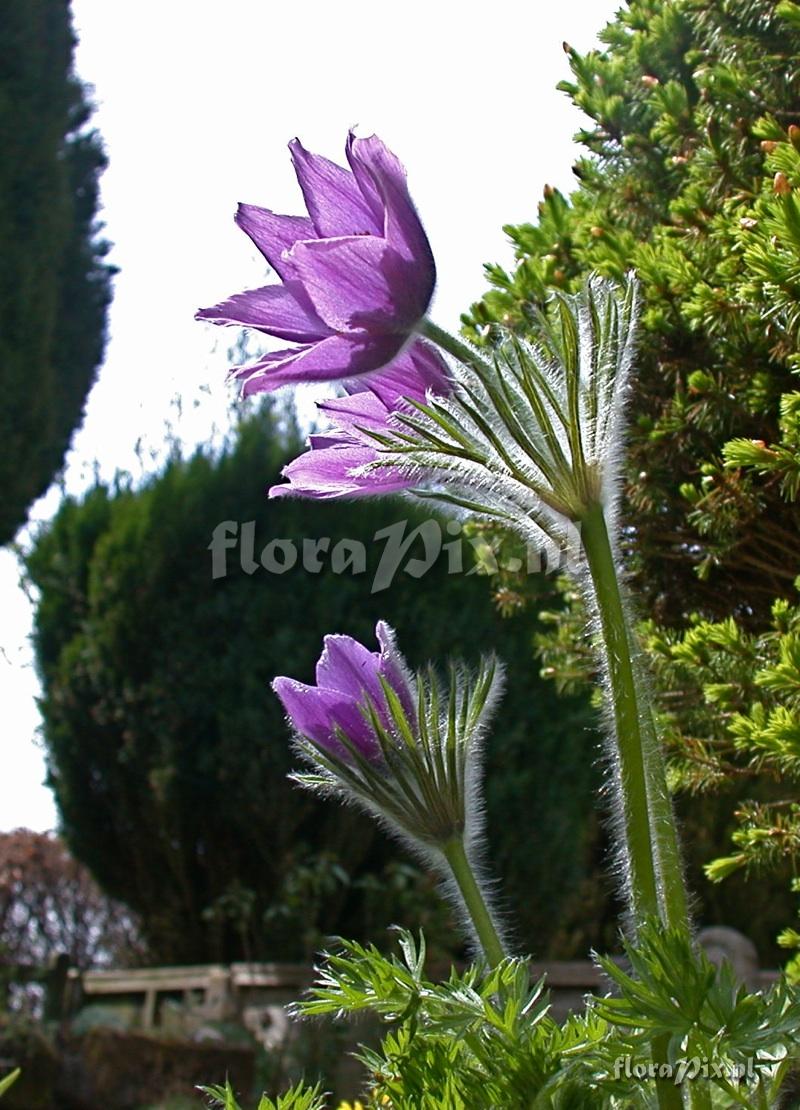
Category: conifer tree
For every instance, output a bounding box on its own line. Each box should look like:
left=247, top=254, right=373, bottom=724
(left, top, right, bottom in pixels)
left=468, top=0, right=800, bottom=955
left=0, top=0, right=113, bottom=544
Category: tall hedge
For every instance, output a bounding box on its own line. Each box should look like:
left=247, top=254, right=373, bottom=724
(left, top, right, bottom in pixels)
left=25, top=406, right=600, bottom=963
left=0, top=0, right=113, bottom=544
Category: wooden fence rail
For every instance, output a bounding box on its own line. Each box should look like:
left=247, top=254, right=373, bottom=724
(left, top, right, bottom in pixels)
left=2, top=925, right=778, bottom=1033
left=57, top=925, right=778, bottom=1032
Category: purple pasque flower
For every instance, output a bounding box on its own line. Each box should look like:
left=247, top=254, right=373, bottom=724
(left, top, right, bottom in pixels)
left=196, top=132, right=436, bottom=396
left=272, top=621, right=415, bottom=763
left=279, top=625, right=505, bottom=877
left=269, top=340, right=450, bottom=500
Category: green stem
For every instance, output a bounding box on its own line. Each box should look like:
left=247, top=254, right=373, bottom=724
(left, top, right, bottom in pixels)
left=420, top=318, right=496, bottom=378
left=579, top=501, right=660, bottom=924
left=651, top=1034, right=685, bottom=1110
left=581, top=501, right=690, bottom=932
left=687, top=1075, right=714, bottom=1110
left=442, top=837, right=506, bottom=968
left=581, top=502, right=690, bottom=932
left=581, top=503, right=691, bottom=1110
left=641, top=702, right=691, bottom=932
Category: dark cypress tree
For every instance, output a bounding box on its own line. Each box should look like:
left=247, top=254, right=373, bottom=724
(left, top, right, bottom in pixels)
left=0, top=0, right=113, bottom=544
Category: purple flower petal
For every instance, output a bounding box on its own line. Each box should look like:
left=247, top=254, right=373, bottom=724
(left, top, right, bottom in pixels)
left=306, top=432, right=345, bottom=449
left=265, top=340, right=454, bottom=499
left=232, top=333, right=405, bottom=395
left=235, top=204, right=316, bottom=280
left=196, top=285, right=329, bottom=342
left=288, top=235, right=421, bottom=333
left=345, top=132, right=403, bottom=225
left=290, top=138, right=382, bottom=239
left=272, top=678, right=381, bottom=761
left=318, top=391, right=395, bottom=440
left=345, top=342, right=451, bottom=407
left=267, top=444, right=412, bottom=499
left=375, top=620, right=399, bottom=657
left=346, top=133, right=435, bottom=290
left=316, top=635, right=383, bottom=703
left=273, top=625, right=417, bottom=771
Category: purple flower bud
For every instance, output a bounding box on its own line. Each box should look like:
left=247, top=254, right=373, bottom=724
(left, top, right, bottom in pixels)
left=196, top=132, right=436, bottom=396
left=277, top=619, right=506, bottom=957
left=272, top=621, right=415, bottom=763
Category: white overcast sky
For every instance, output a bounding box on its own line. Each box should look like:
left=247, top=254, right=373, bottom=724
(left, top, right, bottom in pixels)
left=1, top=0, right=620, bottom=831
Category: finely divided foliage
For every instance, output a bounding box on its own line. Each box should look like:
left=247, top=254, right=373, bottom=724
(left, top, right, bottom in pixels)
left=290, top=926, right=800, bottom=1108
left=365, top=277, right=639, bottom=564
left=200, top=1079, right=326, bottom=1110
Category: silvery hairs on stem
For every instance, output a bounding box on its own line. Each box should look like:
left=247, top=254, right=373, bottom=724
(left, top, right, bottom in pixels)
left=364, top=273, right=640, bottom=566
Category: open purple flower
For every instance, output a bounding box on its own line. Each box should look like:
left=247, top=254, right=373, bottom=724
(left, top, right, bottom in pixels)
left=196, top=133, right=436, bottom=396
left=272, top=621, right=415, bottom=763
left=269, top=341, right=450, bottom=500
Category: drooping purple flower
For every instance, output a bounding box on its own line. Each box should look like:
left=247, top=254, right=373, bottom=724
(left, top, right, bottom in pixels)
left=269, top=341, right=450, bottom=500
left=196, top=133, right=436, bottom=396
left=268, top=390, right=408, bottom=501
left=272, top=621, right=415, bottom=763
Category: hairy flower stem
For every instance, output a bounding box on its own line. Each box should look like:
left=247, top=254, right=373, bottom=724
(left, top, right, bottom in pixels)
left=442, top=837, right=506, bottom=968
left=580, top=503, right=689, bottom=932
left=580, top=502, right=659, bottom=922
left=640, top=704, right=691, bottom=932
left=581, top=504, right=687, bottom=1110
